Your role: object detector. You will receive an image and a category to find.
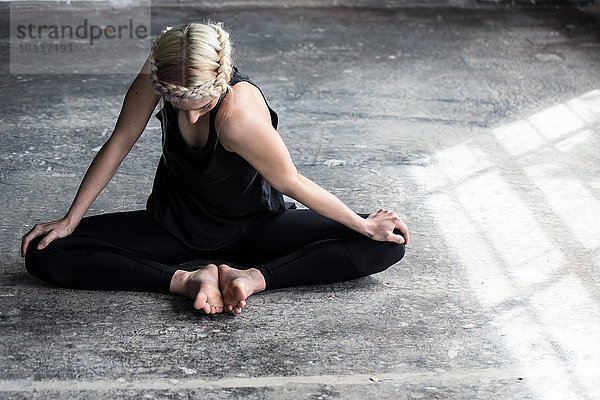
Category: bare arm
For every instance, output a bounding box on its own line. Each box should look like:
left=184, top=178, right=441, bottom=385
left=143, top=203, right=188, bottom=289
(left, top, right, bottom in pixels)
left=217, top=83, right=409, bottom=245
left=21, top=57, right=160, bottom=255
left=63, top=58, right=159, bottom=227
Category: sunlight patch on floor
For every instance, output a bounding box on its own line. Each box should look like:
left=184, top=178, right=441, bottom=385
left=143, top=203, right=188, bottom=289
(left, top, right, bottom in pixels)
left=410, top=89, right=600, bottom=399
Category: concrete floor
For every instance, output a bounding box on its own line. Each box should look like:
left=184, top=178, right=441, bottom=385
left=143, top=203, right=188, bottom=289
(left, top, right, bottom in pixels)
left=2, top=3, right=600, bottom=399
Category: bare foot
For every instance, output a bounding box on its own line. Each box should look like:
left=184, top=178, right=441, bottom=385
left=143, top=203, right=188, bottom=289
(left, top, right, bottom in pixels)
left=218, top=264, right=266, bottom=314
left=170, top=264, right=223, bottom=314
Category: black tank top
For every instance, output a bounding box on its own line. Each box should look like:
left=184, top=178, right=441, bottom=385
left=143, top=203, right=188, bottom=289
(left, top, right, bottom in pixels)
left=146, top=67, right=291, bottom=250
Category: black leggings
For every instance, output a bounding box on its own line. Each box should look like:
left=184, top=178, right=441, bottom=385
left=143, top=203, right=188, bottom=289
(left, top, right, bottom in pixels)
left=25, top=209, right=405, bottom=293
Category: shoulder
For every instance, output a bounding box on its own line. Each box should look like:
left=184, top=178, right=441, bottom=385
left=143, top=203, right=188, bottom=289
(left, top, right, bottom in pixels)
left=215, top=82, right=273, bottom=148
left=225, top=81, right=267, bottom=112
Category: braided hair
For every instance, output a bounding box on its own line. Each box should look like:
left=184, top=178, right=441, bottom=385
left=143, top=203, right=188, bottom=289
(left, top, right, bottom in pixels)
left=149, top=22, right=233, bottom=102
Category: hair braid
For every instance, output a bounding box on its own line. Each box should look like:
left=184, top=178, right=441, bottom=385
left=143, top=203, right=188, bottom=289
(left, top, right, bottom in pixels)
left=148, top=22, right=233, bottom=102
left=210, top=22, right=233, bottom=97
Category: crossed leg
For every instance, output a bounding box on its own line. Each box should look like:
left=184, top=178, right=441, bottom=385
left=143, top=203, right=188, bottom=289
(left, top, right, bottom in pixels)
left=197, top=209, right=406, bottom=314
left=25, top=209, right=405, bottom=315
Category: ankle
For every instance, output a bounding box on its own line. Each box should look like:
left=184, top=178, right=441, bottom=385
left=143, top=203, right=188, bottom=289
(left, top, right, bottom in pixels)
left=170, top=269, right=190, bottom=295
left=247, top=268, right=266, bottom=293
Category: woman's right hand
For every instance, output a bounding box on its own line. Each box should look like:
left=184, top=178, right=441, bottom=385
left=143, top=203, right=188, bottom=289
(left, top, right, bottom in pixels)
left=20, top=218, right=76, bottom=257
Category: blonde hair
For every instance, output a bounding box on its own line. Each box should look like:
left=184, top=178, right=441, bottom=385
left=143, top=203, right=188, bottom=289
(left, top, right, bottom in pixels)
left=149, top=22, right=233, bottom=102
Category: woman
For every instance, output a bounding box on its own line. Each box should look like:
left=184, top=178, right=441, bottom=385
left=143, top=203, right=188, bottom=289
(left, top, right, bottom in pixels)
left=21, top=22, right=409, bottom=315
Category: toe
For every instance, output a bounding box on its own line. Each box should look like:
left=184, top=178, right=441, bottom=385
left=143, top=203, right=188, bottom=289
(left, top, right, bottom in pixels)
left=193, top=292, right=208, bottom=311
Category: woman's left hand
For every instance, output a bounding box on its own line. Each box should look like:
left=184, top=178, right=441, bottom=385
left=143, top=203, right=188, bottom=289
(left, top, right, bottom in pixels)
left=366, top=208, right=410, bottom=245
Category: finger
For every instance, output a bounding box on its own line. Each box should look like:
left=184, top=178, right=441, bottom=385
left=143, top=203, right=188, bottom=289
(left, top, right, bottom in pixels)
left=21, top=235, right=34, bottom=257
left=392, top=217, right=409, bottom=240
left=37, top=230, right=58, bottom=250
left=21, top=226, right=45, bottom=257
left=394, top=227, right=409, bottom=245
left=397, top=221, right=410, bottom=245
left=388, top=233, right=405, bottom=245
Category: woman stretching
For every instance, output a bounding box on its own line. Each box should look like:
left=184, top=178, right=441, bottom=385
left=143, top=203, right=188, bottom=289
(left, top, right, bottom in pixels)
left=21, top=22, right=409, bottom=315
